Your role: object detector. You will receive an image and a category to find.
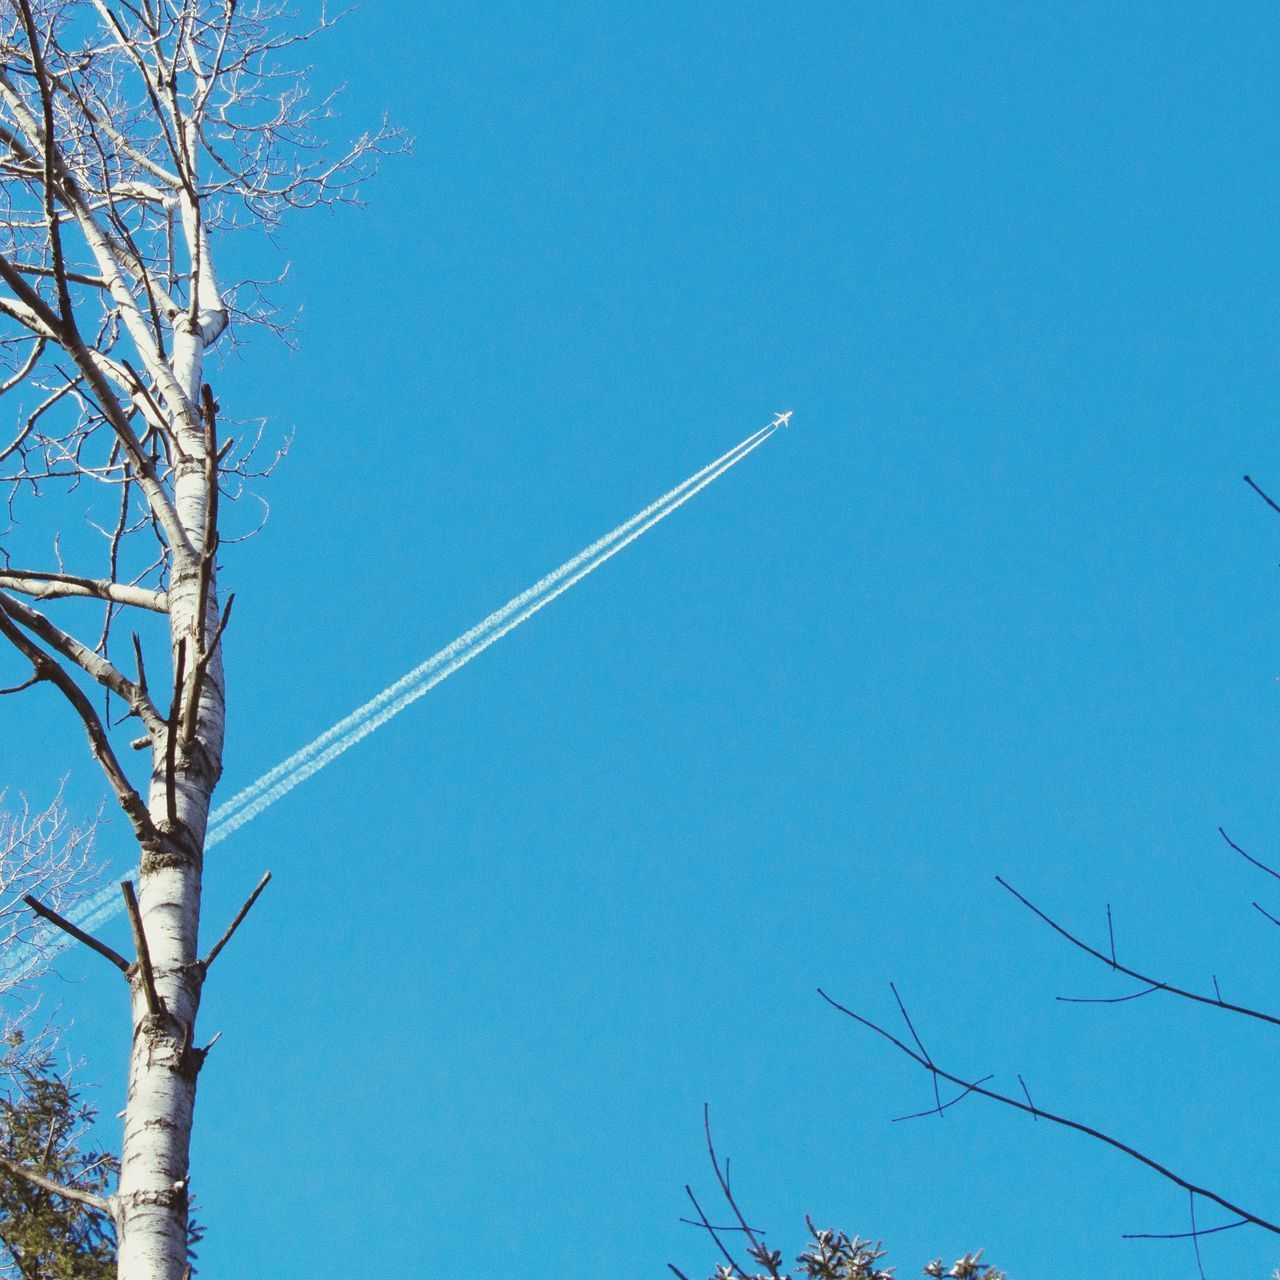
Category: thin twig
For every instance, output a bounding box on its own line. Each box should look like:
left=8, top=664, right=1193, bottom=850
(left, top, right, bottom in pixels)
left=1123, top=1218, right=1248, bottom=1241
left=0, top=672, right=42, bottom=695
left=132, top=632, right=148, bottom=694
left=1252, top=903, right=1280, bottom=930
left=201, top=871, right=271, bottom=970
left=1017, top=1074, right=1037, bottom=1121
left=1190, top=1190, right=1206, bottom=1280
left=702, top=1105, right=781, bottom=1277
left=892, top=1074, right=995, bottom=1123
left=996, top=876, right=1280, bottom=1028
left=1058, top=984, right=1160, bottom=1005
left=1243, top=475, right=1280, bottom=517
left=678, top=1219, right=766, bottom=1233
left=182, top=592, right=233, bottom=745
left=684, top=1184, right=745, bottom=1278
left=1219, top=828, right=1280, bottom=884
left=891, top=982, right=942, bottom=1117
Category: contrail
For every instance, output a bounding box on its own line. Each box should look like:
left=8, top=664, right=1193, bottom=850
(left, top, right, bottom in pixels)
left=203, top=422, right=777, bottom=845
left=10, top=422, right=778, bottom=970
left=208, top=421, right=776, bottom=832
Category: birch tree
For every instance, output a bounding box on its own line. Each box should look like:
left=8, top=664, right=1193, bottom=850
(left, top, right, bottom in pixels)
left=0, top=4, right=397, bottom=1276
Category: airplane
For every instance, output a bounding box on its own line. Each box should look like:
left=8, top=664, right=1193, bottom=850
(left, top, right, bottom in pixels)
left=771, top=410, right=794, bottom=428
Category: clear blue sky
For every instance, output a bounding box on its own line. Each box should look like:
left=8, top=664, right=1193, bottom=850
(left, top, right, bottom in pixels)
left=10, top=2, right=1280, bottom=1276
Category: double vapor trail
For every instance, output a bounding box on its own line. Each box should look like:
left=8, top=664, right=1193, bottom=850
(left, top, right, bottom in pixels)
left=12, top=421, right=777, bottom=971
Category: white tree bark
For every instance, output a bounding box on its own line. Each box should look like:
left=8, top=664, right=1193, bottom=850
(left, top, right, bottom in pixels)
left=117, top=314, right=226, bottom=1280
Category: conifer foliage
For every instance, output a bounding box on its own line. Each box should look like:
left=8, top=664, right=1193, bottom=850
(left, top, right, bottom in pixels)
left=0, top=1042, right=115, bottom=1280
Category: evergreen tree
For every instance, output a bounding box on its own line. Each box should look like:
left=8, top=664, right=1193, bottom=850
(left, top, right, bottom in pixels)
left=0, top=1042, right=116, bottom=1280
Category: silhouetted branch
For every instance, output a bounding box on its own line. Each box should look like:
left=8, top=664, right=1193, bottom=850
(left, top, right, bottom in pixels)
left=818, top=986, right=1280, bottom=1238
left=1252, top=902, right=1280, bottom=930
left=890, top=981, right=942, bottom=1118
left=701, top=1105, right=784, bottom=1279
left=1124, top=1218, right=1247, bottom=1241
left=1017, top=1074, right=1037, bottom=1120
left=165, top=637, right=186, bottom=828
left=1243, top=474, right=1280, bottom=517
left=891, top=1074, right=994, bottom=1123
left=996, top=876, right=1280, bottom=1029
left=1219, top=828, right=1280, bottom=885
left=684, top=1184, right=747, bottom=1279
left=1058, top=984, right=1160, bottom=1005
left=0, top=603, right=156, bottom=844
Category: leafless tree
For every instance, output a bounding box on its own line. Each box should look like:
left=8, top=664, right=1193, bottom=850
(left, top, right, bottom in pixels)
left=0, top=791, right=95, bottom=968
left=0, top=4, right=400, bottom=1276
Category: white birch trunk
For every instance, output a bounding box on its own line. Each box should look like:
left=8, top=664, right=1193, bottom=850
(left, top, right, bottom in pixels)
left=115, top=226, right=228, bottom=1280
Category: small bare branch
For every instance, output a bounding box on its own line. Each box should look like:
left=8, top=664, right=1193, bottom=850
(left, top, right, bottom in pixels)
left=701, top=1105, right=783, bottom=1278
left=121, top=879, right=162, bottom=1017
left=0, top=671, right=42, bottom=696
left=1123, top=1218, right=1248, bottom=1241
left=996, top=876, right=1280, bottom=1030
left=818, top=987, right=1280, bottom=1238
left=684, top=1183, right=748, bottom=1280
left=200, top=870, right=270, bottom=971
left=1219, top=827, right=1280, bottom=885
left=1243, top=474, right=1280, bottom=517
left=0, top=588, right=162, bottom=730
left=0, top=602, right=155, bottom=843
left=1253, top=902, right=1280, bottom=930
left=21, top=892, right=128, bottom=973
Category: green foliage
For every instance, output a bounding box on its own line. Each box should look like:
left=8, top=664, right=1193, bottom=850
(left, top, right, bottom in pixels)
left=0, top=1040, right=116, bottom=1280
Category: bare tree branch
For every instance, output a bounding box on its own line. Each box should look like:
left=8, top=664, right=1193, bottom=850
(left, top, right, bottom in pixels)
left=21, top=891, right=127, bottom=973
left=0, top=590, right=161, bottom=732
left=1218, top=827, right=1280, bottom=885
left=1243, top=474, right=1280, bottom=517
left=200, top=870, right=270, bottom=972
left=996, top=876, right=1280, bottom=1030
left=0, top=570, right=165, bottom=612
left=818, top=987, right=1280, bottom=1238
left=0, top=603, right=154, bottom=844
